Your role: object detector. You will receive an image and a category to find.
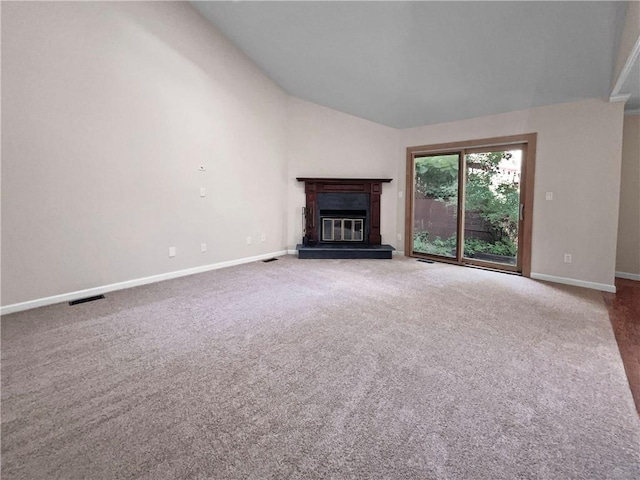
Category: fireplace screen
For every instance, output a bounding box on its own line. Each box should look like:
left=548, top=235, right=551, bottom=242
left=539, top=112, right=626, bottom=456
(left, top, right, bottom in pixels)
left=321, top=218, right=364, bottom=242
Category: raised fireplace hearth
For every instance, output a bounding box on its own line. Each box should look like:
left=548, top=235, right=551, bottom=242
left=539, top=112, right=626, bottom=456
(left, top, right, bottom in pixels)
left=296, top=177, right=394, bottom=259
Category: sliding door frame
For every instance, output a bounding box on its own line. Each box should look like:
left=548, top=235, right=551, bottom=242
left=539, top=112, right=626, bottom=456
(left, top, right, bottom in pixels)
left=405, top=133, right=537, bottom=277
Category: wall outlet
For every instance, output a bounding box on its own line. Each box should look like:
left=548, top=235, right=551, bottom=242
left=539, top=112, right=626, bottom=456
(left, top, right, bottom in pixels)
left=169, top=247, right=176, bottom=258
left=198, top=165, right=206, bottom=171
left=397, top=233, right=402, bottom=241
left=200, top=187, right=206, bottom=197
left=564, top=253, right=572, bottom=263
left=261, top=233, right=266, bottom=242
left=201, top=243, right=207, bottom=253
left=247, top=236, right=252, bottom=245
left=545, top=192, right=553, bottom=201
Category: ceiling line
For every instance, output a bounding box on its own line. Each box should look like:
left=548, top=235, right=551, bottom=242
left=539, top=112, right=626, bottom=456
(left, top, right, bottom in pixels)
left=610, top=35, right=640, bottom=101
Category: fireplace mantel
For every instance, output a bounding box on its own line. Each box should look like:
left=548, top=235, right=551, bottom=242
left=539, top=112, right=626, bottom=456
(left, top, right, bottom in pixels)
left=297, top=177, right=392, bottom=246
left=296, top=178, right=393, bottom=183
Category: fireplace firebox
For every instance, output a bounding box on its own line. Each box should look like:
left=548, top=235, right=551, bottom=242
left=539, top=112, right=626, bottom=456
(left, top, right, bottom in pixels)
left=296, top=178, right=394, bottom=259
left=321, top=217, right=364, bottom=242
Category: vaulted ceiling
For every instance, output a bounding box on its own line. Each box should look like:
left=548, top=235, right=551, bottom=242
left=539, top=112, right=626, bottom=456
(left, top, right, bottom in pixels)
left=192, top=1, right=628, bottom=128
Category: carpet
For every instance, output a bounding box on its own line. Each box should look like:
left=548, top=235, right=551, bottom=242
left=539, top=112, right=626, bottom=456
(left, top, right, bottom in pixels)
left=2, top=256, right=639, bottom=479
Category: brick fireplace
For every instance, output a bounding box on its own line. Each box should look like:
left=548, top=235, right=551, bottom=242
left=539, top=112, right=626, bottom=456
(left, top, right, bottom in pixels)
left=296, top=177, right=394, bottom=259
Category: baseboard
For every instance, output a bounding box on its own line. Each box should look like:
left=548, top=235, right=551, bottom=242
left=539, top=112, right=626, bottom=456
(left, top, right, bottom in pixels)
left=1, top=250, right=289, bottom=316
left=530, top=273, right=616, bottom=293
left=393, top=250, right=405, bottom=256
left=616, top=271, right=640, bottom=281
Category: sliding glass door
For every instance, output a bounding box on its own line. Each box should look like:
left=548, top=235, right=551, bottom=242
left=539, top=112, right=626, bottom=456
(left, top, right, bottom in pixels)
left=412, top=154, right=460, bottom=259
left=462, top=146, right=523, bottom=272
left=406, top=135, right=535, bottom=275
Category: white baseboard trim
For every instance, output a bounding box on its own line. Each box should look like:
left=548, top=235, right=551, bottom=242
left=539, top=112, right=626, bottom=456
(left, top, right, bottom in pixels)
left=393, top=250, right=405, bottom=256
left=1, top=250, right=289, bottom=316
left=616, top=271, right=640, bottom=281
left=530, top=273, right=616, bottom=293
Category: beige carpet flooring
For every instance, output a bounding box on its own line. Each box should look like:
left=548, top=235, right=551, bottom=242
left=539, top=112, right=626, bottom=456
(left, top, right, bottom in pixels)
left=2, top=256, right=639, bottom=479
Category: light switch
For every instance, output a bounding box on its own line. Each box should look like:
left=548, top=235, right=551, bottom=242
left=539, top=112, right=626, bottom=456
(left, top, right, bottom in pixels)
left=545, top=192, right=553, bottom=200
left=200, top=187, right=206, bottom=197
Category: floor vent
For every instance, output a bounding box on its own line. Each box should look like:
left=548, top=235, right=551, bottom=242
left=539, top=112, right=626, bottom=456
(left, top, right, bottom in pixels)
left=263, top=258, right=278, bottom=263
left=417, top=259, right=435, bottom=264
left=69, top=295, right=105, bottom=306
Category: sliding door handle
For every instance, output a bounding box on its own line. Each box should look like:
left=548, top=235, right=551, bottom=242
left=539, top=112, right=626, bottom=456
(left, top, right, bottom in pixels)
left=519, top=204, right=524, bottom=221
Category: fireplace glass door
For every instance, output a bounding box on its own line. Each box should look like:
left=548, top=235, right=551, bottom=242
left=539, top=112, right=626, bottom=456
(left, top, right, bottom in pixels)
left=322, top=218, right=364, bottom=242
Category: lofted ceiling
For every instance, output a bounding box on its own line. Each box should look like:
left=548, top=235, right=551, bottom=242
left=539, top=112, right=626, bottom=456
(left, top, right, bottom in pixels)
left=192, top=1, right=629, bottom=128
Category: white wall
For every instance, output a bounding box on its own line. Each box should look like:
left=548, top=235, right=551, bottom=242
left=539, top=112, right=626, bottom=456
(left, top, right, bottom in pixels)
left=286, top=97, right=399, bottom=250
left=616, top=114, right=640, bottom=276
left=1, top=2, right=628, bottom=309
left=400, top=99, right=625, bottom=289
left=1, top=2, right=288, bottom=306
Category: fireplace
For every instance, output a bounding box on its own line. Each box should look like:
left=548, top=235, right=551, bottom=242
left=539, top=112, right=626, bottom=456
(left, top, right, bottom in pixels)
left=316, top=191, right=369, bottom=244
left=296, top=178, right=394, bottom=259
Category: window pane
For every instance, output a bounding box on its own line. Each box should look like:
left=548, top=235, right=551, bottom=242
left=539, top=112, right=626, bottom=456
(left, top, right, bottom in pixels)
left=354, top=220, right=363, bottom=241
left=323, top=218, right=333, bottom=241
left=463, top=149, right=521, bottom=265
left=344, top=220, right=352, bottom=240
left=413, top=154, right=458, bottom=257
left=334, top=220, right=342, bottom=241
